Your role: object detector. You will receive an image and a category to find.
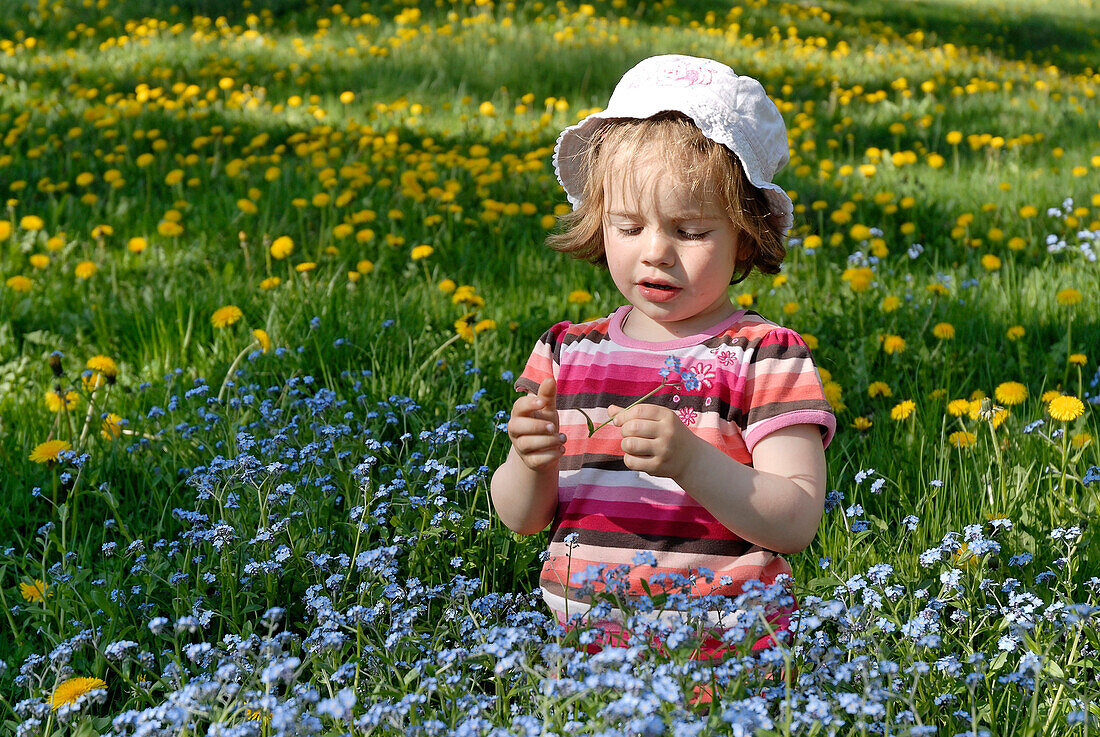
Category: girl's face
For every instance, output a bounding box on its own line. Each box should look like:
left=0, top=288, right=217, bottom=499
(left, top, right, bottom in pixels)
left=602, top=153, right=741, bottom=341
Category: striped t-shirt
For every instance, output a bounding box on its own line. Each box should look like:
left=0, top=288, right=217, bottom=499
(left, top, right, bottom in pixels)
left=515, top=305, right=836, bottom=633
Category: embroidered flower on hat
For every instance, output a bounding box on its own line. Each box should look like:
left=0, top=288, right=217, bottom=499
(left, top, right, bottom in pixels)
left=658, top=61, right=715, bottom=86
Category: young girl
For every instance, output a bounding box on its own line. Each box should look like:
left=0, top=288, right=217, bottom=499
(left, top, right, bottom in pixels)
left=490, top=55, right=835, bottom=664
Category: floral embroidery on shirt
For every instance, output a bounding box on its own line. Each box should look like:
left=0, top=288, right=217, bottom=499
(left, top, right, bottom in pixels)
left=677, top=407, right=698, bottom=426
left=689, top=362, right=715, bottom=389
left=715, top=350, right=737, bottom=367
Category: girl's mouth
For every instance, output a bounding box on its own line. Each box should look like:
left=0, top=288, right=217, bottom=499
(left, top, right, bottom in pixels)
left=637, top=282, right=681, bottom=302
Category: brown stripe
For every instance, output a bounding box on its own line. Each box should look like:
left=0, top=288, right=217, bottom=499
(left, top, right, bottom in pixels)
left=559, top=453, right=627, bottom=472
left=558, top=325, right=612, bottom=347
left=747, top=398, right=833, bottom=423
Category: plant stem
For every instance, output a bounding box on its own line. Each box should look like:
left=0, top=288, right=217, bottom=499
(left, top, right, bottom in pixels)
left=587, top=379, right=677, bottom=436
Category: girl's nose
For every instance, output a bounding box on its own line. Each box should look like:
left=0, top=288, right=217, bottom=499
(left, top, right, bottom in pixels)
left=641, top=229, right=675, bottom=266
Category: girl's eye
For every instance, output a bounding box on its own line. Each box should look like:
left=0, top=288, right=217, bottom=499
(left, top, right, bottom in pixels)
left=618, top=226, right=642, bottom=236
left=680, top=230, right=709, bottom=240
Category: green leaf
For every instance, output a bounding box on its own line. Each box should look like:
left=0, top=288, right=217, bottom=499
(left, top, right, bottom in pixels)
left=72, top=719, right=102, bottom=737
left=990, top=650, right=1009, bottom=671
left=577, top=407, right=595, bottom=436
left=1044, top=659, right=1065, bottom=679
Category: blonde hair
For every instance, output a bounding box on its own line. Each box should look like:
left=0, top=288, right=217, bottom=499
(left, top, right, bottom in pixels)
left=548, top=112, right=786, bottom=284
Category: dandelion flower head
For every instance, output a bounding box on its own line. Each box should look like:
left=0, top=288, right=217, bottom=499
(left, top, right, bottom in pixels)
left=51, top=677, right=107, bottom=711
left=211, top=305, right=244, bottom=328
left=1048, top=395, right=1085, bottom=422
left=29, top=439, right=71, bottom=463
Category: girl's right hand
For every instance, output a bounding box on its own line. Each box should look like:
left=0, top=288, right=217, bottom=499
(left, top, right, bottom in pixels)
left=507, top=378, right=566, bottom=471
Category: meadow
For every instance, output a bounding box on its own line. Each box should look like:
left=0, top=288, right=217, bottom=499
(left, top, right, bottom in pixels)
left=0, top=0, right=1098, bottom=733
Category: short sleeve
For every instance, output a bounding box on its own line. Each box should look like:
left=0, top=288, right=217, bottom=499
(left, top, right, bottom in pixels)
left=514, top=321, right=572, bottom=395
left=737, top=328, right=836, bottom=452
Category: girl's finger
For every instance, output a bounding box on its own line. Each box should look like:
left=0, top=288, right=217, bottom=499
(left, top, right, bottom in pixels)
left=509, top=417, right=559, bottom=437
left=620, top=436, right=656, bottom=457
left=515, top=433, right=566, bottom=454
left=619, top=419, right=660, bottom=440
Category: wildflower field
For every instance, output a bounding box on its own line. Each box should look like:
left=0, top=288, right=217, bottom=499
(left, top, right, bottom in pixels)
left=1, top=0, right=1099, bottom=733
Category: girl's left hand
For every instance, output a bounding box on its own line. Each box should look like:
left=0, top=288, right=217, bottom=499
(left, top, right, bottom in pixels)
left=608, top=403, right=701, bottom=479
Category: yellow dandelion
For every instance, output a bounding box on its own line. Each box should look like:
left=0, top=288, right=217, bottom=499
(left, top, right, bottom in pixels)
left=211, top=305, right=243, bottom=328
left=0, top=220, right=11, bottom=240
left=74, top=261, right=98, bottom=279
left=452, top=285, right=484, bottom=307
left=29, top=439, right=71, bottom=463
left=1069, top=353, right=1087, bottom=366
left=948, top=431, right=977, bottom=449
left=270, top=236, right=294, bottom=260
left=157, top=220, right=183, bottom=237
left=259, top=276, right=282, bottom=290
left=842, top=266, right=874, bottom=292
left=438, top=278, right=456, bottom=294
left=879, top=295, right=901, bottom=313
left=410, top=244, right=434, bottom=260
left=881, top=334, right=906, bottom=355
left=295, top=262, right=317, bottom=273
left=101, top=413, right=123, bottom=440
left=474, top=319, right=496, bottom=334
left=890, top=400, right=916, bottom=421
left=45, top=390, right=80, bottom=413
left=86, top=355, right=118, bottom=378
left=1056, top=288, right=1082, bottom=306
left=823, top=381, right=844, bottom=411
left=1041, top=389, right=1064, bottom=403
left=852, top=416, right=873, bottom=431
left=252, top=329, right=271, bottom=353
left=6, top=275, right=32, bottom=292
left=357, top=260, right=374, bottom=275
left=1071, top=432, right=1093, bottom=449
left=932, top=323, right=955, bottom=340
left=245, top=708, right=272, bottom=725
left=127, top=237, right=147, bottom=253
left=1006, top=325, right=1025, bottom=341
left=20, top=215, right=45, bottom=231
left=1048, top=395, right=1085, bottom=422
left=994, top=382, right=1028, bottom=406
left=868, top=381, right=892, bottom=398
left=952, top=543, right=979, bottom=568
left=454, top=318, right=474, bottom=342
left=980, top=254, right=1001, bottom=271
left=19, top=579, right=49, bottom=602
left=51, top=677, right=107, bottom=711
left=568, top=289, right=592, bottom=305
left=29, top=254, right=49, bottom=268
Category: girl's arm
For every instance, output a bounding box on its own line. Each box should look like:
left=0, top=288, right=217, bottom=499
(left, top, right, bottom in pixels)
left=490, top=378, right=562, bottom=534
left=609, top=403, right=826, bottom=554
left=490, top=447, right=559, bottom=534
left=677, top=424, right=827, bottom=554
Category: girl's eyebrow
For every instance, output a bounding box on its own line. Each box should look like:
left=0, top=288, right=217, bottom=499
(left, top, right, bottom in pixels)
left=605, top=210, right=722, bottom=222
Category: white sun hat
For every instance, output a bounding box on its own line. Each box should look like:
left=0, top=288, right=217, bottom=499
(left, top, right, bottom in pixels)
left=553, top=54, right=794, bottom=235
